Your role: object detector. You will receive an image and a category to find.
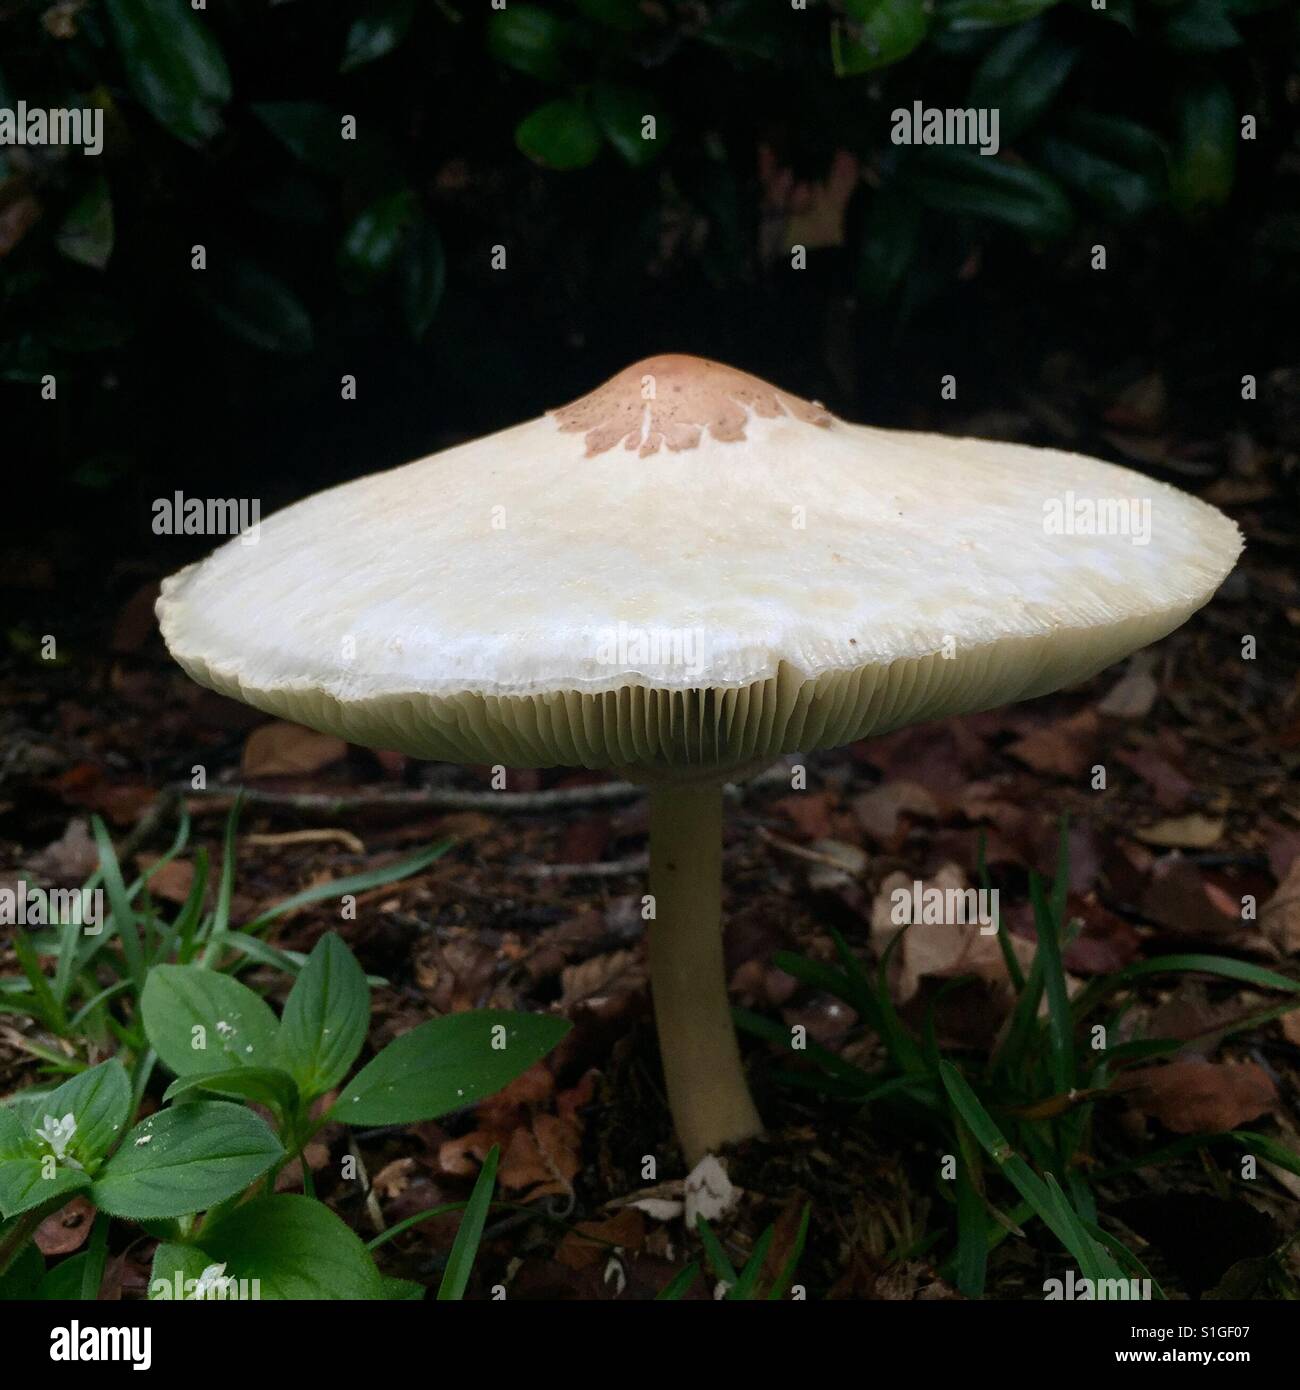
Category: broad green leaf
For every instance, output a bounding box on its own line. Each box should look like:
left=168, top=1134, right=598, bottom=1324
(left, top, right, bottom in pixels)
left=402, top=221, right=446, bottom=341
left=1036, top=136, right=1156, bottom=220
left=0, top=1104, right=91, bottom=1219
left=199, top=1194, right=383, bottom=1298
left=340, top=0, right=415, bottom=73
left=163, top=1067, right=300, bottom=1113
left=104, top=0, right=232, bottom=146
left=339, top=188, right=418, bottom=283
left=276, top=932, right=369, bottom=1099
left=193, top=258, right=314, bottom=355
left=56, top=177, right=115, bottom=270
left=142, top=964, right=280, bottom=1080
left=379, top=1274, right=426, bottom=1300
left=39, top=1060, right=133, bottom=1170
left=905, top=148, right=1073, bottom=238
left=969, top=22, right=1075, bottom=141
left=592, top=83, right=666, bottom=167
left=515, top=100, right=602, bottom=171
left=437, top=1145, right=497, bottom=1300
left=36, top=1251, right=91, bottom=1300
left=93, top=1101, right=282, bottom=1220
left=333, top=1011, right=570, bottom=1125
left=832, top=0, right=929, bottom=74
left=148, top=1241, right=214, bottom=1299
left=487, top=5, right=574, bottom=83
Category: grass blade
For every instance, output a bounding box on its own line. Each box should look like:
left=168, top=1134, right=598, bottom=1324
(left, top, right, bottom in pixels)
left=436, top=1144, right=498, bottom=1301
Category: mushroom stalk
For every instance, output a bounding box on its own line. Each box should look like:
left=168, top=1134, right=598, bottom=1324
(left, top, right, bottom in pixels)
left=647, top=781, right=763, bottom=1166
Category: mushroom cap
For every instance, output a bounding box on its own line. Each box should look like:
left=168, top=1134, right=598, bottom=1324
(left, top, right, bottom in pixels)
left=158, top=354, right=1241, bottom=773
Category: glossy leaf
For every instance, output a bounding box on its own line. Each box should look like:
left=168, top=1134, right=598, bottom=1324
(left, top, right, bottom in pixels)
left=332, top=1010, right=570, bottom=1125
left=276, top=932, right=369, bottom=1099
left=104, top=0, right=232, bottom=146
left=592, top=83, right=666, bottom=167
left=969, top=22, right=1076, bottom=141
left=92, top=1101, right=282, bottom=1219
left=905, top=148, right=1073, bottom=237
left=339, top=188, right=418, bottom=282
left=340, top=0, right=416, bottom=73
left=832, top=0, right=930, bottom=75
left=163, top=1067, right=300, bottom=1113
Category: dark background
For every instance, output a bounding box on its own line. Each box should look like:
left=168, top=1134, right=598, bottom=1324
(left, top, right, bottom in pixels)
left=2, top=0, right=1298, bottom=609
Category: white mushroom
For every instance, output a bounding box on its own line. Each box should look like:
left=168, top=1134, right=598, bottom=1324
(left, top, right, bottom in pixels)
left=157, top=354, right=1241, bottom=1165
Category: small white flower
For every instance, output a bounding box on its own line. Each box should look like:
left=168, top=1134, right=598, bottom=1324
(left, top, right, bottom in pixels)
left=189, top=1263, right=234, bottom=1300
left=35, top=1113, right=83, bottom=1169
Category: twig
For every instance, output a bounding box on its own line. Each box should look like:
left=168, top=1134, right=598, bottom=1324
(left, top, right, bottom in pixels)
left=244, top=828, right=366, bottom=854
left=186, top=781, right=643, bottom=816
left=516, top=853, right=649, bottom=880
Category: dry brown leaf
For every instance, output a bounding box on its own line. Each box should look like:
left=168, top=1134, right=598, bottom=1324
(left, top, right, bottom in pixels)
left=1118, top=1060, right=1276, bottom=1133
left=241, top=720, right=347, bottom=777
left=556, top=1209, right=646, bottom=1272
left=1098, top=668, right=1159, bottom=719
left=851, top=781, right=939, bottom=843
left=1261, top=857, right=1300, bottom=955
left=134, top=853, right=194, bottom=905
left=1006, top=708, right=1100, bottom=778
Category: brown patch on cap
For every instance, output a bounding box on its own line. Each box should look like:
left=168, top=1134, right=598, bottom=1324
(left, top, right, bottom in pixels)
left=550, top=354, right=832, bottom=457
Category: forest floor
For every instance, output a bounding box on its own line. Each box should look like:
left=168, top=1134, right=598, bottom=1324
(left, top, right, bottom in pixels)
left=3, top=395, right=1299, bottom=1299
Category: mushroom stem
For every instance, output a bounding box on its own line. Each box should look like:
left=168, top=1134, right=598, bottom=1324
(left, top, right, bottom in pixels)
left=647, top=781, right=763, bottom=1166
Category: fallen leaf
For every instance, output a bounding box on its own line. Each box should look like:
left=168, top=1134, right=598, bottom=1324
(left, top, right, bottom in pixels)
left=556, top=1209, right=646, bottom=1271
left=851, top=781, right=939, bottom=843
left=1261, top=857, right=1300, bottom=955
left=1140, top=855, right=1242, bottom=940
left=134, top=854, right=194, bottom=905
left=35, top=1195, right=94, bottom=1255
left=241, top=721, right=347, bottom=777
left=772, top=791, right=836, bottom=841
left=1098, top=668, right=1159, bottom=719
left=1118, top=1060, right=1276, bottom=1133
left=1006, top=708, right=1100, bottom=779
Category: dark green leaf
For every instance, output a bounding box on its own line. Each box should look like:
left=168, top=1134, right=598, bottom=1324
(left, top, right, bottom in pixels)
left=1169, top=80, right=1236, bottom=213
left=93, top=1101, right=283, bottom=1219
left=333, top=1010, right=570, bottom=1125
left=341, top=0, right=416, bottom=73
left=515, top=99, right=602, bottom=171
left=104, top=0, right=232, bottom=146
left=339, top=188, right=418, bottom=283
left=402, top=221, right=446, bottom=341
left=276, top=932, right=369, bottom=1099
left=937, top=0, right=1059, bottom=31
left=0, top=1239, right=43, bottom=1299
left=56, top=177, right=115, bottom=271
left=832, top=0, right=930, bottom=75
left=969, top=22, right=1076, bottom=141
left=1163, top=0, right=1241, bottom=50
left=199, top=1194, right=383, bottom=1298
left=142, top=964, right=281, bottom=1081
left=487, top=5, right=574, bottom=83
left=147, top=1241, right=213, bottom=1299
left=905, top=148, right=1073, bottom=237
left=0, top=1102, right=91, bottom=1219
left=252, top=102, right=346, bottom=174
left=193, top=258, right=314, bottom=355
left=39, top=1060, right=133, bottom=1170
left=592, top=83, right=667, bottom=166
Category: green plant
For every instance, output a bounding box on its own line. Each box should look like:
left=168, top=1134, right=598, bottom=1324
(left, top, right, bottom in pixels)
left=0, top=798, right=444, bottom=1075
left=0, top=819, right=571, bottom=1300
left=658, top=1207, right=811, bottom=1300
left=735, top=820, right=1300, bottom=1298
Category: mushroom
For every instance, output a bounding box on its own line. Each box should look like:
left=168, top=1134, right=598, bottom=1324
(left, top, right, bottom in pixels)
left=157, top=354, right=1241, bottom=1166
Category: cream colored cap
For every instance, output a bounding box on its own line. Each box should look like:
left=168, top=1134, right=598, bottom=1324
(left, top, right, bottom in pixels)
left=157, top=354, right=1241, bottom=773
